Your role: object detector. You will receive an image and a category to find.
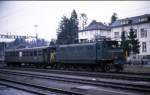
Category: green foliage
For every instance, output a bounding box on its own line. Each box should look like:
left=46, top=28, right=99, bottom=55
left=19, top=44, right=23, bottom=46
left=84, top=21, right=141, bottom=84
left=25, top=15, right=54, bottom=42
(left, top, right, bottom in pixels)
left=121, top=28, right=140, bottom=56
left=111, top=13, right=118, bottom=24
left=128, top=28, right=140, bottom=54
left=57, top=16, right=70, bottom=44
left=49, top=39, right=56, bottom=46
left=121, top=31, right=130, bottom=55
left=6, top=38, right=26, bottom=49
left=57, top=10, right=79, bottom=45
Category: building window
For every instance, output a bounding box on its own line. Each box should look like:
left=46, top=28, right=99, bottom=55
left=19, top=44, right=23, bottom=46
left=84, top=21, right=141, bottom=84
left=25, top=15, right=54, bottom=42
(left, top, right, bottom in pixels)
left=134, top=29, right=137, bottom=37
left=139, top=17, right=148, bottom=22
left=121, top=19, right=132, bottom=25
left=142, top=42, right=147, bottom=52
left=140, top=28, right=147, bottom=38
left=114, top=32, right=119, bottom=39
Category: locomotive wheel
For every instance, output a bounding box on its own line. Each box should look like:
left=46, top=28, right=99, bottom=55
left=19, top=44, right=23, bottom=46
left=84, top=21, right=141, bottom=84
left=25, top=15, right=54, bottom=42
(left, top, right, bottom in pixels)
left=103, top=64, right=111, bottom=72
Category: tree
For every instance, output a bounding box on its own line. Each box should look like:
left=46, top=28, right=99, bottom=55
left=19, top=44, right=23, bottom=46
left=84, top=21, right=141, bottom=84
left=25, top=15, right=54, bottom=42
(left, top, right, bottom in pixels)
left=79, top=13, right=88, bottom=30
left=121, top=30, right=130, bottom=56
left=111, top=13, right=118, bottom=24
left=7, top=38, right=26, bottom=49
left=70, top=9, right=79, bottom=44
left=128, top=28, right=140, bottom=54
left=57, top=10, right=79, bottom=44
left=57, top=16, right=70, bottom=44
left=50, top=39, right=56, bottom=46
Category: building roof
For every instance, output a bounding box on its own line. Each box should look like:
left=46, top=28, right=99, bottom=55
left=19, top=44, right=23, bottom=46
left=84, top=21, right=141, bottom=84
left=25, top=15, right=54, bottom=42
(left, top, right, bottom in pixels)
left=79, top=20, right=110, bottom=32
left=110, top=14, right=150, bottom=28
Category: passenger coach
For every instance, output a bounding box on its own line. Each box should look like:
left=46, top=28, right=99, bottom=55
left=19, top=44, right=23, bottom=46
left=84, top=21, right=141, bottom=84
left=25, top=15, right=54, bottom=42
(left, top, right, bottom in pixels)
left=5, top=46, right=56, bottom=67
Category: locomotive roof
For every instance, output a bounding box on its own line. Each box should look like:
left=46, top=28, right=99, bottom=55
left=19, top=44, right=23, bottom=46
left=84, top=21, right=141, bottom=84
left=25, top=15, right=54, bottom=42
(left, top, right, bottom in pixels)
left=59, top=43, right=96, bottom=47
left=59, top=41, right=119, bottom=47
left=5, top=46, right=54, bottom=52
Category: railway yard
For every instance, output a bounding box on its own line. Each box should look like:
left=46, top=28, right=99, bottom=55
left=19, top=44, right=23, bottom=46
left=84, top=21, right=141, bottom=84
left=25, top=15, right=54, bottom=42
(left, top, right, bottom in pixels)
left=0, top=66, right=150, bottom=95
left=1, top=1, right=150, bottom=95
left=1, top=39, right=150, bottom=95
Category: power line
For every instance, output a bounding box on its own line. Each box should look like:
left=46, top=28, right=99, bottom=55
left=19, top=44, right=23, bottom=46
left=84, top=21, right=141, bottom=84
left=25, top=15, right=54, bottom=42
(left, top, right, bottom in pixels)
left=0, top=34, right=36, bottom=39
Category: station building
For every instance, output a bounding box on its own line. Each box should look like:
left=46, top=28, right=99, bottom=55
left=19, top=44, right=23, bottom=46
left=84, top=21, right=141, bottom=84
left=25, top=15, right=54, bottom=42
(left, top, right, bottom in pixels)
left=110, top=14, right=150, bottom=57
left=78, top=14, right=150, bottom=57
left=78, top=20, right=111, bottom=43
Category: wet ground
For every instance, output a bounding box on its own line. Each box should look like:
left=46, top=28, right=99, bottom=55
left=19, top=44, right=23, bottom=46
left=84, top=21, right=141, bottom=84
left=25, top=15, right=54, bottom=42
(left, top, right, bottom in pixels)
left=0, top=84, right=64, bottom=95
left=0, top=85, right=35, bottom=95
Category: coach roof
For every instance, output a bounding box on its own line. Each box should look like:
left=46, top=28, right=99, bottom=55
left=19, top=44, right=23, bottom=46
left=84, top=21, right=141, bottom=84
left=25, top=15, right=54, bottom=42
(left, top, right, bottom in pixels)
left=5, top=46, right=54, bottom=52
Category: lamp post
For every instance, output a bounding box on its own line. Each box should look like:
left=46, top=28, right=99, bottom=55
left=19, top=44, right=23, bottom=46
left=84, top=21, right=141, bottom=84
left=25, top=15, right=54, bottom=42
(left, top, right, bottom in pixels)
left=34, top=25, right=38, bottom=47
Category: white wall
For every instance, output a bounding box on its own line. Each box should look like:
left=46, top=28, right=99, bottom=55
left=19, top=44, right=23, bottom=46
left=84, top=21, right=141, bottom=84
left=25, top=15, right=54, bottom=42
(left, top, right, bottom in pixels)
left=111, top=23, right=150, bottom=56
left=78, top=30, right=111, bottom=42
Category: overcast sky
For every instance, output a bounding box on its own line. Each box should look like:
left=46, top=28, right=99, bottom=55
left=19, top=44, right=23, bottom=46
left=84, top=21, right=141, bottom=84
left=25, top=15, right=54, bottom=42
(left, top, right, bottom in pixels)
left=0, top=1, right=150, bottom=41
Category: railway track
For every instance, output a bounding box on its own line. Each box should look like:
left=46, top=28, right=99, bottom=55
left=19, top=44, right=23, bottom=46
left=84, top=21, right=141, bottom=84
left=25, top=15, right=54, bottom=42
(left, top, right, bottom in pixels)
left=1, top=67, right=150, bottom=81
left=0, top=68, right=150, bottom=95
left=0, top=72, right=84, bottom=95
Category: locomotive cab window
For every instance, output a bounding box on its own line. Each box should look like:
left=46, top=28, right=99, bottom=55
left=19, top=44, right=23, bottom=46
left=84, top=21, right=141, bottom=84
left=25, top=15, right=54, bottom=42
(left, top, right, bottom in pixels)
left=106, top=41, right=120, bottom=49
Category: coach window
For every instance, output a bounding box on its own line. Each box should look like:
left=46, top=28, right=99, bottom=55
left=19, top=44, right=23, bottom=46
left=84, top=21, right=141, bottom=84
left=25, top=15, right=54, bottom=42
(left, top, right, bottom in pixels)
left=8, top=52, right=11, bottom=56
left=22, top=51, right=25, bottom=56
left=11, top=52, right=13, bottom=56
left=25, top=51, right=28, bottom=56
left=10, top=52, right=13, bottom=56
left=34, top=50, right=37, bottom=56
left=8, top=52, right=10, bottom=56
left=11, top=52, right=14, bottom=56
left=10, top=52, right=12, bottom=56
left=30, top=51, right=33, bottom=56
left=13, top=52, right=15, bottom=56
left=12, top=52, right=14, bottom=56
left=27, top=51, right=29, bottom=56
left=16, top=52, right=18, bottom=56
left=7, top=52, right=9, bottom=56
left=14, top=51, right=16, bottom=56
left=25, top=51, right=27, bottom=56
left=38, top=50, right=42, bottom=56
